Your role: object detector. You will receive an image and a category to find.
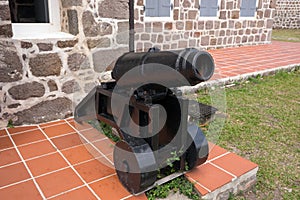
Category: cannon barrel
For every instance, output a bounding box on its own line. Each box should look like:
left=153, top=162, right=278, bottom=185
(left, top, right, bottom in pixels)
left=112, top=48, right=215, bottom=86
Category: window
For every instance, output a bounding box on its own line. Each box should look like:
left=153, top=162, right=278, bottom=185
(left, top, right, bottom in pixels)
left=9, top=0, right=49, bottom=23
left=8, top=0, right=70, bottom=39
left=199, top=0, right=219, bottom=17
left=145, top=0, right=172, bottom=19
left=240, top=0, right=257, bottom=17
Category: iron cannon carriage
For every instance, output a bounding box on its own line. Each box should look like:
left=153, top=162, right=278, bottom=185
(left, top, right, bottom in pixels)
left=74, top=48, right=216, bottom=194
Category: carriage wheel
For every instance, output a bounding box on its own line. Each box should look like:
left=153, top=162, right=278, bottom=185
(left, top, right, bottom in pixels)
left=185, top=125, right=209, bottom=170
left=114, top=138, right=157, bottom=194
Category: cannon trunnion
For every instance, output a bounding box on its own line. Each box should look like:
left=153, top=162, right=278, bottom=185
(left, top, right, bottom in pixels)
left=75, top=48, right=215, bottom=194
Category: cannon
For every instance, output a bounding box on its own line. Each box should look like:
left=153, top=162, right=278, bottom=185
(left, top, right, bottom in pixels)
left=74, top=48, right=216, bottom=194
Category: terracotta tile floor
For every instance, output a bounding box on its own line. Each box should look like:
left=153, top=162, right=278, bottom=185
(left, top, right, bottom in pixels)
left=1, top=41, right=299, bottom=199
left=208, top=41, right=300, bottom=80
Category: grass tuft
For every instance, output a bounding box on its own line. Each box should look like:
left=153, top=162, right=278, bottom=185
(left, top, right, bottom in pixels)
left=272, top=29, right=300, bottom=42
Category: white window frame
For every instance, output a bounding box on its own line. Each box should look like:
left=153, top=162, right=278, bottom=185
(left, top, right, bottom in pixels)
left=144, top=0, right=173, bottom=22
left=12, top=0, right=72, bottom=39
left=239, top=0, right=259, bottom=19
left=199, top=0, right=221, bottom=19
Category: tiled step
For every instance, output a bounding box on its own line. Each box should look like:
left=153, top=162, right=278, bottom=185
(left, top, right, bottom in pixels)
left=0, top=119, right=258, bottom=200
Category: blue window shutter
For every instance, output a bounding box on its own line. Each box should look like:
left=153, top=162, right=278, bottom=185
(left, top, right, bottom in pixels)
left=159, top=0, right=171, bottom=17
left=241, top=0, right=257, bottom=17
left=200, top=0, right=218, bottom=17
left=145, top=0, right=158, bottom=17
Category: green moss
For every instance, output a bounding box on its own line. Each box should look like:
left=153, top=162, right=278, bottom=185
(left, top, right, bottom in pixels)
left=88, top=120, right=120, bottom=142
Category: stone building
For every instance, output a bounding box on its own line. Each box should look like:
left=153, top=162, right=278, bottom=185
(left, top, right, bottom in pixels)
left=0, top=0, right=276, bottom=125
left=273, top=0, right=300, bottom=29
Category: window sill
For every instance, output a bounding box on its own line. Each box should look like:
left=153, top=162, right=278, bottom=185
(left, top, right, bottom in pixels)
left=12, top=31, right=75, bottom=40
left=239, top=16, right=257, bottom=20
left=144, top=16, right=173, bottom=22
left=198, top=16, right=220, bottom=20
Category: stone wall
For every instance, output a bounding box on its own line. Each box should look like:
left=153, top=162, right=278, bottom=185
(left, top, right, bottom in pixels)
left=273, top=0, right=300, bottom=29
left=133, top=0, right=276, bottom=51
left=0, top=0, right=275, bottom=126
left=0, top=0, right=130, bottom=126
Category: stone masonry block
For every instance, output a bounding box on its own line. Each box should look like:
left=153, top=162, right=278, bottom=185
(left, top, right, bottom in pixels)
left=178, top=40, right=188, bottom=48
left=98, top=0, right=129, bottom=19
left=29, top=53, right=62, bottom=77
left=93, top=47, right=128, bottom=73
left=205, top=21, right=214, bottom=30
left=68, top=53, right=90, bottom=71
left=153, top=22, right=163, bottom=32
left=176, top=21, right=184, bottom=30
left=61, top=0, right=82, bottom=8
left=87, top=38, right=111, bottom=49
left=201, top=36, right=209, bottom=46
left=231, top=11, right=240, bottom=19
left=173, top=9, right=179, bottom=20
left=62, top=80, right=81, bottom=94
left=264, top=9, right=271, bottom=18
left=186, top=21, right=193, bottom=30
left=82, top=11, right=112, bottom=37
left=14, top=97, right=73, bottom=125
left=8, top=82, right=45, bottom=100
left=118, top=22, right=129, bottom=33
left=21, top=41, right=33, bottom=49
left=47, top=80, right=58, bottom=92
left=198, top=21, right=205, bottom=29
left=182, top=0, right=191, bottom=7
left=164, top=22, right=173, bottom=30
left=0, top=4, right=11, bottom=21
left=37, top=43, right=53, bottom=52
left=188, top=10, right=198, bottom=19
left=219, top=11, right=227, bottom=19
left=57, top=39, right=78, bottom=48
left=67, top=10, right=79, bottom=35
left=0, top=24, right=13, bottom=38
left=0, top=41, right=23, bottom=82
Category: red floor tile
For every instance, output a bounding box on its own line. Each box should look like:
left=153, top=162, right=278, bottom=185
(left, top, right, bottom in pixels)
left=0, top=136, right=13, bottom=150
left=104, top=153, right=114, bottom=165
left=74, top=159, right=115, bottom=183
left=39, top=120, right=66, bottom=128
left=7, top=126, right=38, bottom=135
left=0, top=129, right=7, bottom=137
left=72, top=121, right=94, bottom=131
left=0, top=163, right=31, bottom=187
left=51, top=133, right=86, bottom=150
left=18, top=140, right=56, bottom=160
left=26, top=153, right=69, bottom=177
left=185, top=163, right=234, bottom=192
left=79, top=128, right=107, bottom=142
left=82, top=143, right=109, bottom=160
left=36, top=168, right=83, bottom=198
left=41, top=123, right=75, bottom=138
left=50, top=186, right=97, bottom=200
left=0, top=180, right=43, bottom=200
left=11, top=129, right=46, bottom=146
left=207, top=142, right=228, bottom=161
left=89, top=175, right=131, bottom=200
left=92, top=139, right=115, bottom=156
left=193, top=182, right=209, bottom=196
left=0, top=148, right=21, bottom=166
left=61, top=145, right=95, bottom=165
left=211, top=153, right=258, bottom=177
